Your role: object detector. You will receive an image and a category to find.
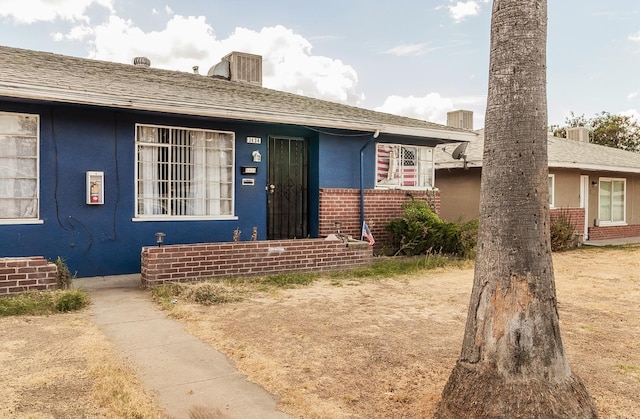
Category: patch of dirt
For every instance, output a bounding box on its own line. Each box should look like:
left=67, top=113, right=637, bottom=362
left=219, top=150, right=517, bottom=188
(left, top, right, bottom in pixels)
left=170, top=246, right=640, bottom=418
left=1, top=246, right=639, bottom=418
left=0, top=314, right=107, bottom=418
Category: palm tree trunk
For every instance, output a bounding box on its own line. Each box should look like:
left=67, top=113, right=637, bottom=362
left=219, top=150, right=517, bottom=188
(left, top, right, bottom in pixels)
left=436, top=1, right=598, bottom=417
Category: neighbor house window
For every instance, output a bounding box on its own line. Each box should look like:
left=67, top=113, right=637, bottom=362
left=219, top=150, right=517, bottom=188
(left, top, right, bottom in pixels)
left=135, top=124, right=234, bottom=219
left=548, top=174, right=555, bottom=208
left=0, top=112, right=39, bottom=223
left=376, top=144, right=434, bottom=188
left=598, top=178, right=625, bottom=224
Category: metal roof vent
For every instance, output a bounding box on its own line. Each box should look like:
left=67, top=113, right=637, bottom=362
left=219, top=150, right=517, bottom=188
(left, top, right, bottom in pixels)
left=207, top=51, right=262, bottom=86
left=567, top=127, right=590, bottom=142
left=446, top=110, right=474, bottom=130
left=132, top=56, right=151, bottom=67
left=207, top=60, right=231, bottom=80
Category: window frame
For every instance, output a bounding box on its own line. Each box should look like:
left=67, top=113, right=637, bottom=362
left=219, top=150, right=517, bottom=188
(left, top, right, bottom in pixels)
left=598, top=177, right=626, bottom=226
left=133, top=123, right=237, bottom=221
left=0, top=111, right=41, bottom=225
left=374, top=143, right=435, bottom=190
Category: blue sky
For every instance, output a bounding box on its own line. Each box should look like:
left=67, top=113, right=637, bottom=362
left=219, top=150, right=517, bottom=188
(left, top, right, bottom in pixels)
left=1, top=0, right=639, bottom=129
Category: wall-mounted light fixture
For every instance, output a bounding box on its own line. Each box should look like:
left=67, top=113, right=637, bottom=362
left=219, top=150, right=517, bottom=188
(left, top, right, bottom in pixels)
left=155, top=232, right=166, bottom=247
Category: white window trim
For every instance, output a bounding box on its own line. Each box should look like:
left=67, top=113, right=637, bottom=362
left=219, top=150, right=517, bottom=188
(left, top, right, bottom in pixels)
left=0, top=111, right=41, bottom=225
left=374, top=143, right=435, bottom=190
left=133, top=123, right=236, bottom=221
left=548, top=174, right=555, bottom=209
left=597, top=177, right=626, bottom=226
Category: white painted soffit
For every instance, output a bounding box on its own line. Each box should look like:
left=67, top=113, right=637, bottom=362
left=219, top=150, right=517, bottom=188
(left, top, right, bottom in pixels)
left=0, top=82, right=476, bottom=143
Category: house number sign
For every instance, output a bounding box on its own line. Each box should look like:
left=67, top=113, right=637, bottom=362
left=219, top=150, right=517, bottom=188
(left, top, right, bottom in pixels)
left=246, top=136, right=262, bottom=144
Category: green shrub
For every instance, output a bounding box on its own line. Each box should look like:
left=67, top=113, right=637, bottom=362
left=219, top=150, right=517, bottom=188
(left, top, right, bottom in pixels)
left=386, top=198, right=478, bottom=258
left=54, top=256, right=76, bottom=289
left=54, top=289, right=90, bottom=312
left=550, top=209, right=577, bottom=252
left=0, top=289, right=90, bottom=317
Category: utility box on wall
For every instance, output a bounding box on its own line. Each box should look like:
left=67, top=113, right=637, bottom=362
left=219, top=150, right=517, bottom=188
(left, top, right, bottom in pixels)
left=86, top=171, right=104, bottom=205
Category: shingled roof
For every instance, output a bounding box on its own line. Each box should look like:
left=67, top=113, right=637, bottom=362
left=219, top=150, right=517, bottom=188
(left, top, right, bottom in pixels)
left=435, top=129, right=640, bottom=173
left=0, top=45, right=475, bottom=143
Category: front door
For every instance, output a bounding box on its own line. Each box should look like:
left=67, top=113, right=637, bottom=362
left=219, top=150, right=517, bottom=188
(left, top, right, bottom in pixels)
left=267, top=136, right=308, bottom=239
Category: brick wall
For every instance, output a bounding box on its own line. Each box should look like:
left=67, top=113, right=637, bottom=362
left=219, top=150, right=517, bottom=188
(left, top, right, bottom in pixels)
left=141, top=238, right=374, bottom=287
left=550, top=207, right=586, bottom=240
left=0, top=257, right=58, bottom=296
left=319, top=188, right=440, bottom=253
left=587, top=224, right=640, bottom=241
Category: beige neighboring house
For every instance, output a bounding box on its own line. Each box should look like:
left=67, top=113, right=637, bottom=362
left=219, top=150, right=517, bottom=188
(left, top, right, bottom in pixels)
left=435, top=118, right=640, bottom=242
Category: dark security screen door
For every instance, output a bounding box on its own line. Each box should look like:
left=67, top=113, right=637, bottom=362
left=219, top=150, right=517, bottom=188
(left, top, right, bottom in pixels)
left=267, top=136, right=308, bottom=239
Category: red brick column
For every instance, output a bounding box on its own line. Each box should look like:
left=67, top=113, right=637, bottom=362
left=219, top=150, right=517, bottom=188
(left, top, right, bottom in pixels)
left=0, top=257, right=58, bottom=296
left=319, top=188, right=440, bottom=252
left=550, top=207, right=586, bottom=241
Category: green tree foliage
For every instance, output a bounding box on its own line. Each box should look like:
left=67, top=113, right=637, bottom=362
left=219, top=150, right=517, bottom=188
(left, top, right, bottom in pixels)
left=386, top=199, right=478, bottom=258
left=554, top=111, right=640, bottom=152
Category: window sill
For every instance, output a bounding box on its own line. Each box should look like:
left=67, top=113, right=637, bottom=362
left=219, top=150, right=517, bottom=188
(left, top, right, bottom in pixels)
left=374, top=186, right=438, bottom=191
left=132, top=216, right=239, bottom=222
left=594, top=221, right=627, bottom=227
left=0, top=219, right=44, bottom=225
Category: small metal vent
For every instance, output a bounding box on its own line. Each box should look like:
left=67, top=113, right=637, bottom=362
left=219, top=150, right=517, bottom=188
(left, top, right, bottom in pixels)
left=207, top=60, right=231, bottom=79
left=132, top=56, right=151, bottom=67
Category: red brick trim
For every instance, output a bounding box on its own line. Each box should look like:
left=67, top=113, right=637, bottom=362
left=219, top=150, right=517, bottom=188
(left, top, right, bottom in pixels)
left=588, top=224, right=640, bottom=241
left=0, top=257, right=58, bottom=296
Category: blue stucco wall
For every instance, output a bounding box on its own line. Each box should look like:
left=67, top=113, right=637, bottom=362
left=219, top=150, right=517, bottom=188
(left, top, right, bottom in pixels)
left=1, top=100, right=334, bottom=277
left=317, top=133, right=377, bottom=189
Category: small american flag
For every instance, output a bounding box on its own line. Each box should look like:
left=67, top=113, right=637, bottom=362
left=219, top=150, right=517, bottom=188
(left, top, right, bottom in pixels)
left=362, top=221, right=375, bottom=246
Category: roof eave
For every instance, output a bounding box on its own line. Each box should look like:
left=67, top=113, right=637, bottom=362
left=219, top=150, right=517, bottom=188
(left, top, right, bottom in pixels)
left=436, top=161, right=640, bottom=173
left=548, top=162, right=640, bottom=174
left=0, top=82, right=476, bottom=143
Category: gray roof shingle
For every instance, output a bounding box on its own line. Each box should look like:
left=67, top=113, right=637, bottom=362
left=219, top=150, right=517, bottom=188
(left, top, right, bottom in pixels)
left=0, top=45, right=475, bottom=143
left=435, top=129, right=640, bottom=173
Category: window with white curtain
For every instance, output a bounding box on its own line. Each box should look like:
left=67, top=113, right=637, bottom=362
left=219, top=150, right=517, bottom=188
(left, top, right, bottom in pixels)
left=598, top=178, right=626, bottom=225
left=375, top=143, right=434, bottom=189
left=0, top=112, right=39, bottom=223
left=135, top=124, right=234, bottom=219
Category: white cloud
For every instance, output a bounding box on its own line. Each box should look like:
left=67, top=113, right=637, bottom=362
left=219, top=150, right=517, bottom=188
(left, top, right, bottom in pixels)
left=375, top=92, right=486, bottom=127
left=384, top=43, right=432, bottom=57
left=620, top=109, right=640, bottom=123
left=444, top=0, right=490, bottom=23
left=628, top=91, right=639, bottom=100
left=0, top=0, right=113, bottom=24
left=64, top=15, right=364, bottom=105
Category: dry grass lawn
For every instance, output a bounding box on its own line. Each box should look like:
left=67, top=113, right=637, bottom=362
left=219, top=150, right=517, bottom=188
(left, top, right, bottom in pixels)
left=1, top=245, right=639, bottom=418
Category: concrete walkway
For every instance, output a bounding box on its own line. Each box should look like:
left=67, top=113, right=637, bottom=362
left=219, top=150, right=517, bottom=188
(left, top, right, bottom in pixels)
left=78, top=274, right=291, bottom=419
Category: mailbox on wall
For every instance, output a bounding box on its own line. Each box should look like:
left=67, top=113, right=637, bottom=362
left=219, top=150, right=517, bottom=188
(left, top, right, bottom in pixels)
left=86, top=171, right=104, bottom=205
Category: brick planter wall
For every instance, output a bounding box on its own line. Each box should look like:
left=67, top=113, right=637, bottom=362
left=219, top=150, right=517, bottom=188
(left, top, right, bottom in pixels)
left=141, top=238, right=374, bottom=287
left=587, top=224, right=640, bottom=241
left=0, top=257, right=58, bottom=296
left=319, top=188, right=440, bottom=253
